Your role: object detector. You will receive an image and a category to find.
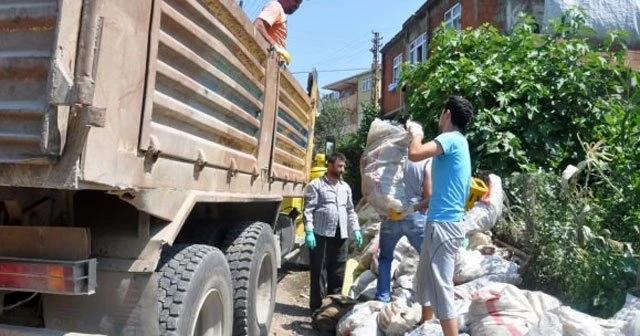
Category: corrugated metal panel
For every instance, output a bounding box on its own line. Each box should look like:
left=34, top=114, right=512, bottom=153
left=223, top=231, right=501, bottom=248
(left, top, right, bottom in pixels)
left=0, top=0, right=57, bottom=163
left=142, top=0, right=267, bottom=174
left=273, top=69, right=313, bottom=182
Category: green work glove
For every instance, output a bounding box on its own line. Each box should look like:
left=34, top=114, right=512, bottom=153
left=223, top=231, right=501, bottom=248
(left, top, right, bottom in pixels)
left=305, top=230, right=316, bottom=250
left=354, top=230, right=363, bottom=249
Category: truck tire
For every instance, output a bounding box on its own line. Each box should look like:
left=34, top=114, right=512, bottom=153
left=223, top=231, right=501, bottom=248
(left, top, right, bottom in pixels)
left=158, top=244, right=233, bottom=336
left=275, top=213, right=295, bottom=259
left=222, top=222, right=277, bottom=336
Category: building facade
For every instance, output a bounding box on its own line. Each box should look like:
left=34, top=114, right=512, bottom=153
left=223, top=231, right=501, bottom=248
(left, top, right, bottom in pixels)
left=323, top=69, right=381, bottom=133
left=380, top=0, right=546, bottom=117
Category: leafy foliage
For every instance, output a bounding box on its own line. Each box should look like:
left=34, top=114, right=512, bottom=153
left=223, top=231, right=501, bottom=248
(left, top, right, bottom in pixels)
left=313, top=96, right=350, bottom=152
left=339, top=103, right=380, bottom=202
left=402, top=10, right=640, bottom=317
left=402, top=11, right=632, bottom=176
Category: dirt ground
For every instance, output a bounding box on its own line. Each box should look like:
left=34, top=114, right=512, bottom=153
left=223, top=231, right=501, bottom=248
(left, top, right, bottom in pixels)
left=271, top=264, right=321, bottom=336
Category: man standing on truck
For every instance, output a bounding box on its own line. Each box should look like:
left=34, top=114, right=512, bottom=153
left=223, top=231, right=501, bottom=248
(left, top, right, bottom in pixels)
left=406, top=96, right=474, bottom=336
left=254, top=0, right=302, bottom=64
left=303, top=152, right=363, bottom=313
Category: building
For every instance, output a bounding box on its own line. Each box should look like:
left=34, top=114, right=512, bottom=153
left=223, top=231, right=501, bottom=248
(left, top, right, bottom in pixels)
left=380, top=0, right=545, bottom=116
left=322, top=69, right=381, bottom=133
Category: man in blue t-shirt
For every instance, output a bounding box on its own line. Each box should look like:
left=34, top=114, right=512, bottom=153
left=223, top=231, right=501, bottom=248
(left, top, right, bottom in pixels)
left=406, top=96, right=474, bottom=336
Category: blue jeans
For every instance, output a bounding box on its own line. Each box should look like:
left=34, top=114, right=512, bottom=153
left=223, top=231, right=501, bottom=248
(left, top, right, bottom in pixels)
left=375, top=212, right=427, bottom=302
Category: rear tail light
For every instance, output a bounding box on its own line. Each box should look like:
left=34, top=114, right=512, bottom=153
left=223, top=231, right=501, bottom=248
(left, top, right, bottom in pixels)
left=0, top=258, right=96, bottom=295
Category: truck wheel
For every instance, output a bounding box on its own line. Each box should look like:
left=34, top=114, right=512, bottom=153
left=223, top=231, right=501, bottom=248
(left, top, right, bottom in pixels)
left=275, top=213, right=295, bottom=259
left=158, top=244, right=233, bottom=336
left=222, top=222, right=277, bottom=336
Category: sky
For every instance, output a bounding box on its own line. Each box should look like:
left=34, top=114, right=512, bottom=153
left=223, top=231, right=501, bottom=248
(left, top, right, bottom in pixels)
left=241, top=0, right=426, bottom=92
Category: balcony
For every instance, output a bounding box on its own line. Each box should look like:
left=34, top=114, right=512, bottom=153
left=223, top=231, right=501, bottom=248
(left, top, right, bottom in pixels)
left=337, top=94, right=357, bottom=112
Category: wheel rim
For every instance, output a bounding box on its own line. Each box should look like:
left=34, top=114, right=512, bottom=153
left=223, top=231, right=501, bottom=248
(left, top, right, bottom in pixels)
left=192, top=289, right=225, bottom=336
left=255, top=252, right=274, bottom=325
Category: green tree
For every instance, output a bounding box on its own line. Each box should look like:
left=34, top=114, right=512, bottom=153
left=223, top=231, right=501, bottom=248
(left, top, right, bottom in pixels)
left=314, top=96, right=350, bottom=152
left=402, top=12, right=632, bottom=175
left=402, top=10, right=640, bottom=317
left=339, top=103, right=380, bottom=202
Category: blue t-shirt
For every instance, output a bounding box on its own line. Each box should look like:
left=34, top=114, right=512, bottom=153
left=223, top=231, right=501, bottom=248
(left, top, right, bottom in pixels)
left=427, top=131, right=471, bottom=222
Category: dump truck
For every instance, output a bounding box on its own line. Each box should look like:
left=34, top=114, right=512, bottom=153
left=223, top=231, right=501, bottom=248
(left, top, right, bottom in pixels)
left=0, top=0, right=317, bottom=335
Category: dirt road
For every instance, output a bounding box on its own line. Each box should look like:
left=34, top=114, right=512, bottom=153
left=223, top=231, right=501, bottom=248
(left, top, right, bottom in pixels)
left=271, top=264, right=321, bottom=336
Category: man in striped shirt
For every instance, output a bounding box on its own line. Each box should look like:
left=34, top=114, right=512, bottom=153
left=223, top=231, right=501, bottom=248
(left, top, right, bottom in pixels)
left=303, top=152, right=363, bottom=312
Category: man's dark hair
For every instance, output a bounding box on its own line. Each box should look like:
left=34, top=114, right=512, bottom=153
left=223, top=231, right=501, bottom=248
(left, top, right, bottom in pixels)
left=444, top=95, right=474, bottom=131
left=327, top=152, right=347, bottom=164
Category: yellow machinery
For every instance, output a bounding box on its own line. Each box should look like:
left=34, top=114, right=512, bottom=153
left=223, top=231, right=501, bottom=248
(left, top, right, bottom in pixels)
left=280, top=152, right=327, bottom=243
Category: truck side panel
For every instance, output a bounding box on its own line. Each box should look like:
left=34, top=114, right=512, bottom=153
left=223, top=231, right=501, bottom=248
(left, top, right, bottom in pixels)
left=0, top=0, right=82, bottom=163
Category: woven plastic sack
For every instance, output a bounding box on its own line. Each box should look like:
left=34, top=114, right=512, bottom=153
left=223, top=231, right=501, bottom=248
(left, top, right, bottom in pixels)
left=467, top=283, right=538, bottom=336
left=360, top=118, right=412, bottom=216
left=378, top=298, right=422, bottom=336
left=337, top=301, right=386, bottom=336
left=463, top=174, right=504, bottom=234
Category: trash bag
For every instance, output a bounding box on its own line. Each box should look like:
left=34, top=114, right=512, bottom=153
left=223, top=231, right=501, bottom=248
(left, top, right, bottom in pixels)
left=613, top=294, right=640, bottom=336
left=454, top=274, right=522, bottom=301
left=378, top=298, right=421, bottom=336
left=337, top=301, right=386, bottom=336
left=454, top=249, right=484, bottom=284
left=467, top=232, right=492, bottom=250
left=349, top=270, right=377, bottom=300
left=467, top=283, right=538, bottom=336
left=528, top=306, right=625, bottom=336
left=406, top=321, right=472, bottom=336
left=311, top=294, right=357, bottom=335
left=463, top=174, right=504, bottom=234
left=360, top=118, right=412, bottom=217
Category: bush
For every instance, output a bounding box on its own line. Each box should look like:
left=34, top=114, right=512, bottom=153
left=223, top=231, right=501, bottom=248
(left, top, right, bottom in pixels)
left=401, top=10, right=640, bottom=317
left=339, top=103, right=380, bottom=203
left=402, top=11, right=632, bottom=176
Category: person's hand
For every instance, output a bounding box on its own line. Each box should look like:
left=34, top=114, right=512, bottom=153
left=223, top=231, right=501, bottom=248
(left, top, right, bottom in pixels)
left=354, top=230, right=363, bottom=249
left=305, top=230, right=316, bottom=250
left=274, top=45, right=291, bottom=65
left=406, top=120, right=424, bottom=139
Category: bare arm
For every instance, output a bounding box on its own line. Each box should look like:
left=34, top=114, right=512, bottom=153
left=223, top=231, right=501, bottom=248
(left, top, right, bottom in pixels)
left=254, top=18, right=276, bottom=46
left=408, top=137, right=443, bottom=162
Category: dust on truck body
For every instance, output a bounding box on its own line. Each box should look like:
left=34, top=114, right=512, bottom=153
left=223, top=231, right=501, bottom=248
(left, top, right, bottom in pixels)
left=0, top=0, right=317, bottom=335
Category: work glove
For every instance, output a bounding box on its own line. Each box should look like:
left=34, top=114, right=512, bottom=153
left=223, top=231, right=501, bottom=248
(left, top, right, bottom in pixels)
left=406, top=120, right=424, bottom=139
left=305, top=230, right=316, bottom=250
left=274, top=45, right=292, bottom=65
left=354, top=230, right=363, bottom=249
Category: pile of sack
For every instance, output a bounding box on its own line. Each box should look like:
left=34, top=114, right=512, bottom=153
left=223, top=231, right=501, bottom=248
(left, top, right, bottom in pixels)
left=328, top=179, right=640, bottom=335
left=313, top=119, right=640, bottom=335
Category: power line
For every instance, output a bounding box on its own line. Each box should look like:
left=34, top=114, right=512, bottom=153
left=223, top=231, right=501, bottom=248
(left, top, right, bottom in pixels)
left=290, top=67, right=370, bottom=74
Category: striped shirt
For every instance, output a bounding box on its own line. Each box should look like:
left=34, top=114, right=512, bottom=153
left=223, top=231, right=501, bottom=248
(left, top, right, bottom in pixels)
left=303, top=175, right=360, bottom=238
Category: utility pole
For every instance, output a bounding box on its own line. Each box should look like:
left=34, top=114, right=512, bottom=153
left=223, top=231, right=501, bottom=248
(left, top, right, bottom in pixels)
left=370, top=31, right=382, bottom=106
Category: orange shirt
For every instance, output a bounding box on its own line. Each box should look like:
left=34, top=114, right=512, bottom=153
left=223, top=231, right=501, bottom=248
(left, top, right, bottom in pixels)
left=257, top=1, right=287, bottom=48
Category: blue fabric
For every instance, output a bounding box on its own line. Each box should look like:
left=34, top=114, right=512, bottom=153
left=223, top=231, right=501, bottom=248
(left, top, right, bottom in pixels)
left=427, top=131, right=471, bottom=222
left=375, top=212, right=426, bottom=302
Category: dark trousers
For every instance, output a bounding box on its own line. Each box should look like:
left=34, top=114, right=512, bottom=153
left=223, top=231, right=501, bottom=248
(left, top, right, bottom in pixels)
left=309, top=227, right=348, bottom=312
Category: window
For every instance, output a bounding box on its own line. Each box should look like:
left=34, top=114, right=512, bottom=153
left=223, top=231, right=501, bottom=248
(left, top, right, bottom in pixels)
left=444, top=3, right=462, bottom=30
left=409, top=33, right=428, bottom=63
left=389, top=54, right=402, bottom=90
left=360, top=76, right=372, bottom=92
